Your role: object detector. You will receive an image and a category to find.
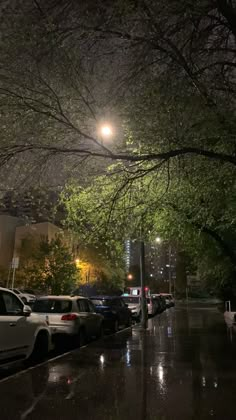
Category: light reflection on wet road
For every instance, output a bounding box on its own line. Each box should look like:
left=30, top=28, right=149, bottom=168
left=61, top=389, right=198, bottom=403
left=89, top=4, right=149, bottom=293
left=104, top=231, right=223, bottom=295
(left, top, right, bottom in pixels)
left=1, top=304, right=236, bottom=420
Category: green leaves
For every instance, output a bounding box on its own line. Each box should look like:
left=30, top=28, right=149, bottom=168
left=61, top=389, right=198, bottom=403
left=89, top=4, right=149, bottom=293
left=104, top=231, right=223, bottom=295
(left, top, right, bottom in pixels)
left=16, top=235, right=77, bottom=295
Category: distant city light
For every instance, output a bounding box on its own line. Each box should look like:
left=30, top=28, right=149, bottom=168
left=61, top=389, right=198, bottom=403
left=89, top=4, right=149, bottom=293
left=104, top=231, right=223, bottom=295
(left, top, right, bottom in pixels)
left=158, top=365, right=164, bottom=384
left=100, top=354, right=105, bottom=366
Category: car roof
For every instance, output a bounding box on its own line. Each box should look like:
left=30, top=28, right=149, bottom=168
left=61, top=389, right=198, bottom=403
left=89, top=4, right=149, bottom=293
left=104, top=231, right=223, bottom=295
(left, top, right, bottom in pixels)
left=0, top=287, right=25, bottom=302
left=0, top=287, right=14, bottom=293
left=0, top=287, right=17, bottom=293
left=36, top=295, right=87, bottom=300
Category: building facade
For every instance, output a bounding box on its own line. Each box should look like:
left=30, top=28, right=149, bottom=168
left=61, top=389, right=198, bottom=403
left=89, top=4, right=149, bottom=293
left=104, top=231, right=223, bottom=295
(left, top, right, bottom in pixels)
left=0, top=215, right=22, bottom=272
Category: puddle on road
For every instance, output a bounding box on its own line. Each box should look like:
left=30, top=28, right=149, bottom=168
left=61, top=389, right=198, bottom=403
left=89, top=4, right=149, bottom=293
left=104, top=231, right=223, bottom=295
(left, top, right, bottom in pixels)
left=1, top=305, right=236, bottom=420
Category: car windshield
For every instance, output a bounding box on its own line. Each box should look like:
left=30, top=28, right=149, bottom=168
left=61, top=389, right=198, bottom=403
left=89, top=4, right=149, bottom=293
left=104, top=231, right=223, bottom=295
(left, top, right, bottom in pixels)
left=33, top=299, right=72, bottom=313
left=123, top=297, right=140, bottom=304
left=91, top=299, right=113, bottom=306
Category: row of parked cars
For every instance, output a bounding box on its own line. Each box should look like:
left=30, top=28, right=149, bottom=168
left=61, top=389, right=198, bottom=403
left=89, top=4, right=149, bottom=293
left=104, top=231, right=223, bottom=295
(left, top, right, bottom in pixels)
left=122, top=293, right=175, bottom=320
left=0, top=287, right=174, bottom=369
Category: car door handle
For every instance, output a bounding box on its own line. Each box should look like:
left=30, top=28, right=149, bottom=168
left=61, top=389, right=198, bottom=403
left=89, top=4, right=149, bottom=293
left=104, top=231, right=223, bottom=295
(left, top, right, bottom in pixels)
left=9, top=323, right=16, bottom=327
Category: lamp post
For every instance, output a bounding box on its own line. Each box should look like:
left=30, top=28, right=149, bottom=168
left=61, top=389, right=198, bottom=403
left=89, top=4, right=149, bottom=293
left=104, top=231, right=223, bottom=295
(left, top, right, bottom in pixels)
left=140, top=230, right=147, bottom=329
left=168, top=244, right=172, bottom=294
left=137, top=139, right=148, bottom=329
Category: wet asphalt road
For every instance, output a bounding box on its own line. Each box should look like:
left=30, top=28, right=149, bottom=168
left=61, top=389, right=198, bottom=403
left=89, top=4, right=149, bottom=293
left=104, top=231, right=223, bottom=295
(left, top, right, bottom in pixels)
left=1, top=304, right=236, bottom=420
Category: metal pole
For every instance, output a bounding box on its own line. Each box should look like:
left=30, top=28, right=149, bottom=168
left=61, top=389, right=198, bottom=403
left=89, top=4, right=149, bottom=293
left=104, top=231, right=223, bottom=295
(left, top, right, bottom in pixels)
left=11, top=266, right=16, bottom=290
left=140, top=238, right=147, bottom=329
left=6, top=263, right=12, bottom=288
left=138, top=139, right=147, bottom=329
left=168, top=245, right=172, bottom=294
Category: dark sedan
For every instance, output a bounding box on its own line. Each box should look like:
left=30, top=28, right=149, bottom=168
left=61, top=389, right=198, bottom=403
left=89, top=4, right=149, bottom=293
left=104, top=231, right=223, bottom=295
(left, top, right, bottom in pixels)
left=90, top=296, right=132, bottom=333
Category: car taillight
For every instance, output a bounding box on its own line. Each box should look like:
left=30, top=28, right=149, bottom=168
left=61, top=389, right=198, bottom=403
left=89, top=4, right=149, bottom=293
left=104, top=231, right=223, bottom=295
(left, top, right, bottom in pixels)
left=61, top=313, right=78, bottom=321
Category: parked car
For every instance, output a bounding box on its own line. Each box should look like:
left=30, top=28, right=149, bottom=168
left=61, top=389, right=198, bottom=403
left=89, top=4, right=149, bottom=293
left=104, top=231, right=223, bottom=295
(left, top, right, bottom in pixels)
left=122, top=295, right=143, bottom=321
left=32, top=295, right=104, bottom=346
left=13, top=288, right=36, bottom=305
left=146, top=296, right=158, bottom=316
left=152, top=294, right=166, bottom=312
left=160, top=293, right=175, bottom=308
left=90, top=296, right=132, bottom=332
left=0, top=287, right=51, bottom=367
left=151, top=295, right=163, bottom=313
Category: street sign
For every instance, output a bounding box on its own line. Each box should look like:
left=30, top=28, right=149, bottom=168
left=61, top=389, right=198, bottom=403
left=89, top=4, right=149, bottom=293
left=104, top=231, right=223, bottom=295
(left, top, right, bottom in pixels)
left=12, top=257, right=19, bottom=269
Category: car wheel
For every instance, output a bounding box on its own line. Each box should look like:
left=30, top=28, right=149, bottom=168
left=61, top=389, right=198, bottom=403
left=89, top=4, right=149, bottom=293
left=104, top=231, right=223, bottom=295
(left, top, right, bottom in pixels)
left=137, top=311, right=142, bottom=322
left=28, top=332, right=49, bottom=363
left=97, top=324, right=104, bottom=339
left=113, top=319, right=119, bottom=333
left=78, top=328, right=87, bottom=347
left=126, top=316, right=132, bottom=327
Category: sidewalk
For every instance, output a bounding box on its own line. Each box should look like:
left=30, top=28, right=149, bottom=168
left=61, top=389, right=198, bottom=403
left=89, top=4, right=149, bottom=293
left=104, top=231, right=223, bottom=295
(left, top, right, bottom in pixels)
left=1, top=305, right=236, bottom=419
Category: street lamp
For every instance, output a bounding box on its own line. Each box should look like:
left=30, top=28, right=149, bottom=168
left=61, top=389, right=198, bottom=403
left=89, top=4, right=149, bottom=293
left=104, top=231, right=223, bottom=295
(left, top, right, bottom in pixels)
left=99, top=123, right=113, bottom=146
left=101, top=125, right=113, bottom=138
left=155, top=236, right=161, bottom=244
left=75, top=258, right=80, bottom=269
left=127, top=273, right=133, bottom=281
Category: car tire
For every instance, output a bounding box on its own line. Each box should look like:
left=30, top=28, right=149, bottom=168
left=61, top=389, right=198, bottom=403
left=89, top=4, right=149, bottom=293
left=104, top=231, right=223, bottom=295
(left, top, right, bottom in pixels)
left=113, top=319, right=119, bottom=333
left=137, top=311, right=142, bottom=322
left=97, top=324, right=104, bottom=339
left=126, top=316, right=132, bottom=327
left=78, top=328, right=87, bottom=347
left=28, top=331, right=49, bottom=363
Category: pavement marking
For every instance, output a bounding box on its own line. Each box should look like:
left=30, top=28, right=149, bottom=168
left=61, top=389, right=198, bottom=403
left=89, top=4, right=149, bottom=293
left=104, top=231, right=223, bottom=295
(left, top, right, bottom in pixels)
left=111, top=325, right=132, bottom=335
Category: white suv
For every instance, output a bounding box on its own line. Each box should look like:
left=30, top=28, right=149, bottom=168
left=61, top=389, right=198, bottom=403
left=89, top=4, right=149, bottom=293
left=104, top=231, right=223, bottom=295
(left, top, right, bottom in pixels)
left=12, top=288, right=36, bottom=305
left=0, top=287, right=51, bottom=367
left=32, top=295, right=104, bottom=346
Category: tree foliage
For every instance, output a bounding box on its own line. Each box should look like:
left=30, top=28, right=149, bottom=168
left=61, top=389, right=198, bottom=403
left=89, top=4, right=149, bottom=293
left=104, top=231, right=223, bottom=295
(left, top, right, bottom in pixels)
left=16, top=235, right=77, bottom=294
left=0, top=0, right=235, bottom=175
left=0, top=1, right=236, bottom=293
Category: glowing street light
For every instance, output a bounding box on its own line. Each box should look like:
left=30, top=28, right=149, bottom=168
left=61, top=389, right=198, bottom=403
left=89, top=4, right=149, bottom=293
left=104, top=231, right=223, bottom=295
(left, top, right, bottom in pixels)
left=127, top=273, right=133, bottom=280
left=75, top=258, right=80, bottom=268
left=155, top=236, right=161, bottom=244
left=98, top=123, right=114, bottom=146
left=101, top=124, right=113, bottom=138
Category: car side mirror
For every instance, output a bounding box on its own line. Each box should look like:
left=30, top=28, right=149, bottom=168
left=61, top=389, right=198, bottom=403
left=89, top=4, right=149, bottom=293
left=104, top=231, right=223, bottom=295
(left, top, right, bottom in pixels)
left=23, top=305, right=32, bottom=317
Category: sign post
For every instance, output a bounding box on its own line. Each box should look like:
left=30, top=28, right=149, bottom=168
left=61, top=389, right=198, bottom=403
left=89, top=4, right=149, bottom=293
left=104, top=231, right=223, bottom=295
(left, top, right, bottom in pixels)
left=11, top=257, right=19, bottom=289
left=6, top=262, right=12, bottom=288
